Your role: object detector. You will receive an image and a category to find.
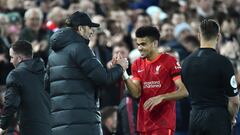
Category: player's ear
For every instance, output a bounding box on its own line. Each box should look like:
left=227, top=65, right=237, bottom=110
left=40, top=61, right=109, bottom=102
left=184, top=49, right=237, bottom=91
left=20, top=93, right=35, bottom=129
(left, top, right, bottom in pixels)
left=216, top=32, right=221, bottom=43
left=154, top=40, right=158, bottom=47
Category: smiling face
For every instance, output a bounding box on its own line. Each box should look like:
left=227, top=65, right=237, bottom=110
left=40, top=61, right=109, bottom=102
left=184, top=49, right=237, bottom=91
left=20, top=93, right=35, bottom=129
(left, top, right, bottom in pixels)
left=136, top=37, right=156, bottom=59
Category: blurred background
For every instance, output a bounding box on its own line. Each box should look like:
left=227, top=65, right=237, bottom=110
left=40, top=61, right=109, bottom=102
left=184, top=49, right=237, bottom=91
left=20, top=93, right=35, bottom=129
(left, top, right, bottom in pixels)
left=0, top=0, right=239, bottom=135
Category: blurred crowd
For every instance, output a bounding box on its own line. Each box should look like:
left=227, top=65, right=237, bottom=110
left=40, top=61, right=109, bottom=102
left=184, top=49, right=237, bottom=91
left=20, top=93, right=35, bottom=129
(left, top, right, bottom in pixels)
left=0, top=0, right=240, bottom=135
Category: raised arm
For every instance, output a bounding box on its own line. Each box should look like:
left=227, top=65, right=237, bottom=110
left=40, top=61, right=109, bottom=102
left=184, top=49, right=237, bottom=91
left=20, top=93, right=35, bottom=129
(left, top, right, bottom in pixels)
left=71, top=43, right=128, bottom=86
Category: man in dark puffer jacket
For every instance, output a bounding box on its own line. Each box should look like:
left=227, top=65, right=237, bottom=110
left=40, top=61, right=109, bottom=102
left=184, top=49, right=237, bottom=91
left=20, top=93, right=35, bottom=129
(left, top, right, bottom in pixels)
left=47, top=11, right=128, bottom=135
left=0, top=40, right=51, bottom=135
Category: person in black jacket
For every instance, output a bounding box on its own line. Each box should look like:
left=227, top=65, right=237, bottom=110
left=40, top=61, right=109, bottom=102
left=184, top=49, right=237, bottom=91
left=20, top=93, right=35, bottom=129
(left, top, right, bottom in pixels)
left=0, top=40, right=51, bottom=135
left=181, top=19, right=239, bottom=135
left=117, top=91, right=138, bottom=135
left=47, top=11, right=128, bottom=135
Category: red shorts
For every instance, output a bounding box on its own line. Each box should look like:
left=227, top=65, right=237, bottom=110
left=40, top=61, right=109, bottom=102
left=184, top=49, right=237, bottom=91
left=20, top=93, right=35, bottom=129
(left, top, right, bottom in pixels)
left=139, top=129, right=174, bottom=135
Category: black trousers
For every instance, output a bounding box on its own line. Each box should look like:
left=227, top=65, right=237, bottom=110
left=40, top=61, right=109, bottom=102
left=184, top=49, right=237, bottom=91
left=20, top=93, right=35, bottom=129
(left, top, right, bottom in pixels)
left=189, top=107, right=231, bottom=135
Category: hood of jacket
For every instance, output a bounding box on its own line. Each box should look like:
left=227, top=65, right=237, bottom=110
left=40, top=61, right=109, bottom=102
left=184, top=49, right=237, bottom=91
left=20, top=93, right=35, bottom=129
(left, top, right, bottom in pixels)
left=17, top=58, right=45, bottom=74
left=50, top=27, right=89, bottom=51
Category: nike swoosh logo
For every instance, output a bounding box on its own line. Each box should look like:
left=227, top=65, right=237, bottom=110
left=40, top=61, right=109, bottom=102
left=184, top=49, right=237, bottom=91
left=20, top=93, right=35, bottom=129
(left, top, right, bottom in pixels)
left=138, top=69, right=144, bottom=73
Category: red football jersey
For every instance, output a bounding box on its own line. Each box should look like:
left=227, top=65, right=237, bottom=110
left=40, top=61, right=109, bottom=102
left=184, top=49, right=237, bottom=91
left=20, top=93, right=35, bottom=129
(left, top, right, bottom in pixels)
left=131, top=53, right=181, bottom=132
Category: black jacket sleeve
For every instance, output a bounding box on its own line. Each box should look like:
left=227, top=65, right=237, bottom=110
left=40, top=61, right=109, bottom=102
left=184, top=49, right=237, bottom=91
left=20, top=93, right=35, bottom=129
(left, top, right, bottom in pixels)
left=0, top=71, right=21, bottom=130
left=71, top=43, right=123, bottom=86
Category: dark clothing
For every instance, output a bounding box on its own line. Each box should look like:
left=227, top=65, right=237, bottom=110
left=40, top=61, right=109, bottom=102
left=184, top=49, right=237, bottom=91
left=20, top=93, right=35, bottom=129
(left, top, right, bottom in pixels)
left=101, top=68, right=131, bottom=108
left=181, top=48, right=239, bottom=135
left=160, top=39, right=189, bottom=61
left=233, top=112, right=240, bottom=135
left=189, top=107, right=231, bottom=135
left=129, top=0, right=159, bottom=9
left=100, top=80, right=125, bottom=108
left=117, top=94, right=138, bottom=135
left=175, top=98, right=190, bottom=133
left=19, top=27, right=49, bottom=64
left=48, top=27, right=123, bottom=135
left=19, top=27, right=48, bottom=43
left=181, top=48, right=238, bottom=109
left=0, top=58, right=51, bottom=135
left=0, top=37, right=14, bottom=85
left=5, top=126, right=20, bottom=135
left=0, top=62, right=13, bottom=85
left=92, top=44, right=112, bottom=68
left=102, top=124, right=115, bottom=135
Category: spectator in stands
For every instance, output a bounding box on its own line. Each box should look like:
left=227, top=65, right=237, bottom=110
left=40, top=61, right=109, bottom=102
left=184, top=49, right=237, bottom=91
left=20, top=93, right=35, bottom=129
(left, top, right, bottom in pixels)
left=101, top=106, right=118, bottom=135
left=0, top=13, right=14, bottom=88
left=0, top=40, right=51, bottom=135
left=19, top=8, right=49, bottom=64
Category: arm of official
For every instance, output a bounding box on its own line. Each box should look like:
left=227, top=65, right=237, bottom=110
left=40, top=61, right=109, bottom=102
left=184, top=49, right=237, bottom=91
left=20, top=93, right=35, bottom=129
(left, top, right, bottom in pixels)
left=228, top=95, right=239, bottom=124
left=227, top=74, right=239, bottom=123
left=222, top=59, right=239, bottom=123
left=0, top=72, right=21, bottom=130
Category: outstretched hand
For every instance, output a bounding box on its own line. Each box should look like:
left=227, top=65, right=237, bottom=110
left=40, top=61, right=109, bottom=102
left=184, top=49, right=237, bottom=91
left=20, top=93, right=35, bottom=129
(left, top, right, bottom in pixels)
left=109, top=53, right=129, bottom=70
left=108, top=56, right=118, bottom=69
left=115, top=53, right=129, bottom=71
left=144, top=95, right=165, bottom=111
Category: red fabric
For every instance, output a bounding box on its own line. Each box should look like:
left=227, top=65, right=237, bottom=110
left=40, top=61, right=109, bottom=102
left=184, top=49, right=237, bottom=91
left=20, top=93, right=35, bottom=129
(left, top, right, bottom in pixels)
left=126, top=97, right=135, bottom=135
left=139, top=129, right=174, bottom=135
left=131, top=53, right=181, bottom=132
left=118, top=80, right=125, bottom=100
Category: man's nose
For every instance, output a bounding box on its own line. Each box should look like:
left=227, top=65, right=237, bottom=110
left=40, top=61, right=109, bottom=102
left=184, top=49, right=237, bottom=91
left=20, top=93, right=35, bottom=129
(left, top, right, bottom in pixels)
left=138, top=45, right=143, bottom=50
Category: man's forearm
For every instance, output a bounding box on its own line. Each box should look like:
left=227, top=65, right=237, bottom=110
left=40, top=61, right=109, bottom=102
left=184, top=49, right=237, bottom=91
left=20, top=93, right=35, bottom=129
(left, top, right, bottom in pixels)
left=122, top=71, right=141, bottom=98
left=228, top=100, right=239, bottom=121
left=161, top=86, right=188, bottom=101
left=124, top=78, right=141, bottom=98
left=162, top=79, right=188, bottom=101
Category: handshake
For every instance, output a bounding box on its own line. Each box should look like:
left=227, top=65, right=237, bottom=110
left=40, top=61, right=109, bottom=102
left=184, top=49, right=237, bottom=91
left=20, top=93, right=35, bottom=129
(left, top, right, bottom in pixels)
left=110, top=53, right=129, bottom=71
